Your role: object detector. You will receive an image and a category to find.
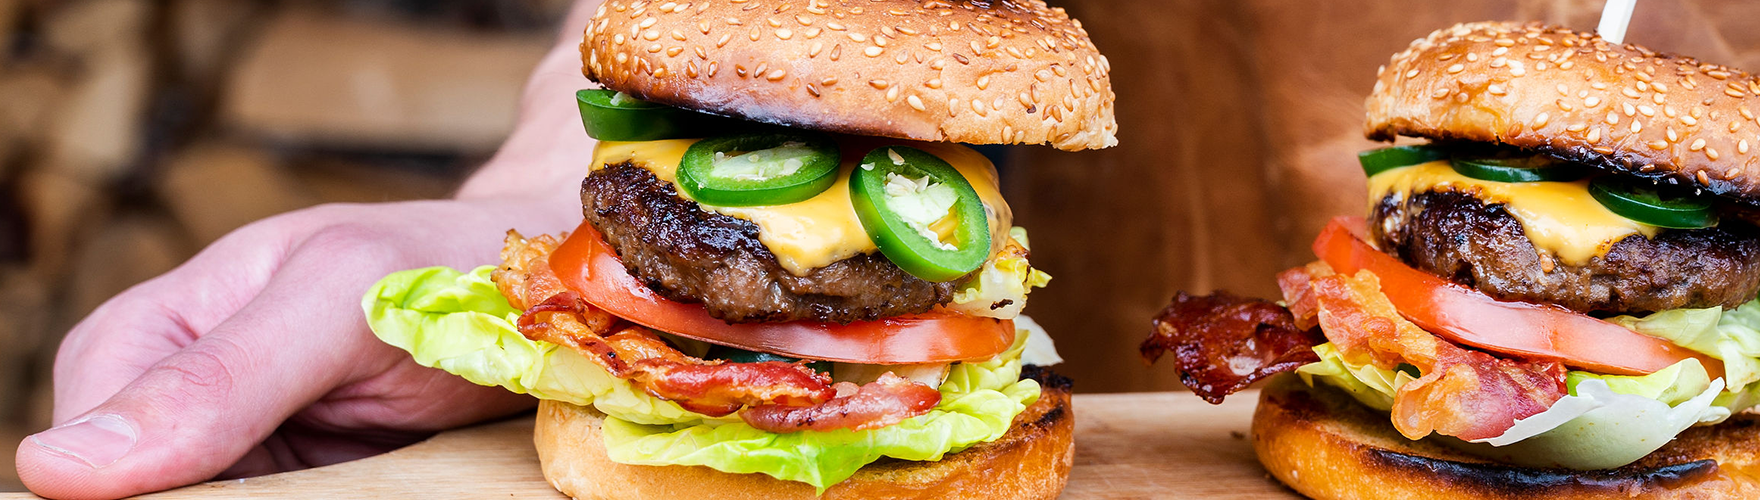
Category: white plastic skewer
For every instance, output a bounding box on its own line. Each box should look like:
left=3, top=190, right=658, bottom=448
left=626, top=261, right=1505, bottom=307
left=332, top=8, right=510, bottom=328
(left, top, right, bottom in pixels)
left=1598, top=0, right=1638, bottom=44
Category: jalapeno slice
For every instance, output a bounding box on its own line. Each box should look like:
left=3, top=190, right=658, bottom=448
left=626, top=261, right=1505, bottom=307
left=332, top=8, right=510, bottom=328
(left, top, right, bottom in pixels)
left=1451, top=150, right=1590, bottom=183
left=576, top=89, right=729, bottom=141
left=675, top=132, right=840, bottom=207
left=704, top=344, right=832, bottom=374
left=1359, top=145, right=1450, bottom=177
left=1589, top=177, right=1719, bottom=229
left=850, top=147, right=991, bottom=282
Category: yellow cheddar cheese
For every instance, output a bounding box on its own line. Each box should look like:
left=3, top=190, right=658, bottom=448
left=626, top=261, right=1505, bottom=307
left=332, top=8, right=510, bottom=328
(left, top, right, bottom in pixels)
left=592, top=138, right=1013, bottom=276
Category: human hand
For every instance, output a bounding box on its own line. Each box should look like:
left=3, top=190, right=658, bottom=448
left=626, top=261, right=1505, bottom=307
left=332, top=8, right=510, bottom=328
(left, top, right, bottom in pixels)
left=15, top=2, right=606, bottom=497
left=13, top=197, right=580, bottom=499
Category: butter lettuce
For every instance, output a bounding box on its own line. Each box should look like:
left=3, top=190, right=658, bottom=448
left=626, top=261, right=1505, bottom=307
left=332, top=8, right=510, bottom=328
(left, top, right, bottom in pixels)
left=1296, top=342, right=1414, bottom=412
left=605, top=333, right=1040, bottom=492
left=1609, top=300, right=1760, bottom=392
left=364, top=265, right=729, bottom=425
left=1297, top=343, right=1735, bottom=469
left=949, top=227, right=1051, bottom=319
left=364, top=265, right=1046, bottom=491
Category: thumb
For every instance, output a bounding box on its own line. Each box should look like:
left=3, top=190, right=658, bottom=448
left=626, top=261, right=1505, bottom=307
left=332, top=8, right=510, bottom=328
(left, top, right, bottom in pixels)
left=16, top=247, right=377, bottom=499
left=16, top=328, right=354, bottom=499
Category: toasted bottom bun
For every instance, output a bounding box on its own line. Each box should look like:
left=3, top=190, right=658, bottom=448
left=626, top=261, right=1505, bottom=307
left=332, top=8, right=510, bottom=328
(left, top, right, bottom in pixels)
left=1254, top=374, right=1760, bottom=500
left=533, top=367, right=1075, bottom=500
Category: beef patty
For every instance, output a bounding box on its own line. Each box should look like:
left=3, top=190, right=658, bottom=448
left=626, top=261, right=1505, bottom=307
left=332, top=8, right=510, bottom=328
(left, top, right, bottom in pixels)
left=580, top=162, right=962, bottom=324
left=1369, top=189, right=1760, bottom=314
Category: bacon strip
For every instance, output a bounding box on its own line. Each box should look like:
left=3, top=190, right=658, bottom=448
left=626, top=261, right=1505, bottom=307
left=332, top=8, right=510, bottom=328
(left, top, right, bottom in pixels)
left=1288, top=262, right=1566, bottom=441
left=742, top=372, right=943, bottom=433
left=1141, top=292, right=1325, bottom=404
left=497, top=231, right=940, bottom=431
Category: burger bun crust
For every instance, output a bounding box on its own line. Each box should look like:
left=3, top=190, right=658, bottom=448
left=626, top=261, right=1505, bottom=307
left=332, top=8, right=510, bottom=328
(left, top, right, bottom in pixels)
left=533, top=369, right=1074, bottom=500
left=581, top=0, right=1117, bottom=151
left=1367, top=21, right=1760, bottom=200
left=1254, top=374, right=1760, bottom=500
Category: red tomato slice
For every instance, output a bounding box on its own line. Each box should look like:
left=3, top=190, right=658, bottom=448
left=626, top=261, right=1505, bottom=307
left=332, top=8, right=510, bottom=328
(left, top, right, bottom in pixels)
left=1313, top=217, right=1720, bottom=377
left=547, top=222, right=1015, bottom=364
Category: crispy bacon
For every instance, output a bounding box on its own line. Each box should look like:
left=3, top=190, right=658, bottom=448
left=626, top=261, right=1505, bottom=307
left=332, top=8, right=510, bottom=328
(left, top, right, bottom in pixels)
left=1291, top=262, right=1567, bottom=441
left=498, top=231, right=939, bottom=430
left=1141, top=292, right=1325, bottom=404
left=741, top=372, right=943, bottom=433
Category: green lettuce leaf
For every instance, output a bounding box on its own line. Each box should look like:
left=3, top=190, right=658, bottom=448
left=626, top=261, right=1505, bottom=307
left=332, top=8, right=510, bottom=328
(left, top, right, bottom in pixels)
left=1295, top=342, right=1414, bottom=412
left=364, top=265, right=1044, bottom=491
left=1609, top=300, right=1760, bottom=395
left=602, top=326, right=1040, bottom=492
left=363, top=265, right=728, bottom=425
left=1298, top=343, right=1733, bottom=469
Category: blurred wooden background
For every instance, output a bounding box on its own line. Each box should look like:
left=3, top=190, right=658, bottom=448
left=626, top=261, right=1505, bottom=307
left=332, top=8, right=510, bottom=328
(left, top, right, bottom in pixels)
left=1, top=0, right=1758, bottom=493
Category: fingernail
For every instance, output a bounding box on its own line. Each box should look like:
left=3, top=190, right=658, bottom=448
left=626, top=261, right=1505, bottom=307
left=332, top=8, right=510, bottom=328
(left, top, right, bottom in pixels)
left=31, top=414, right=138, bottom=468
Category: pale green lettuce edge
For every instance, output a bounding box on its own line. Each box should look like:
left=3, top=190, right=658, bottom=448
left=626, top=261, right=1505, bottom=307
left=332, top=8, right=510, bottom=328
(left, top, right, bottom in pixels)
left=1295, top=297, right=1760, bottom=469
left=362, top=265, right=1043, bottom=491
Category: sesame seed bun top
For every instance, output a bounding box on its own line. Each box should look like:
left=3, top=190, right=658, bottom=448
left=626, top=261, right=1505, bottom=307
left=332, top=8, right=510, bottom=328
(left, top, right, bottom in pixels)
left=580, top=0, right=1117, bottom=151
left=1366, top=21, right=1760, bottom=199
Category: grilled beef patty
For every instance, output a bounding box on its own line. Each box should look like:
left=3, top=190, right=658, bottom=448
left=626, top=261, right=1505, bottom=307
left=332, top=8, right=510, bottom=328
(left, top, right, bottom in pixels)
left=580, top=162, right=962, bottom=324
left=1369, top=189, right=1760, bottom=314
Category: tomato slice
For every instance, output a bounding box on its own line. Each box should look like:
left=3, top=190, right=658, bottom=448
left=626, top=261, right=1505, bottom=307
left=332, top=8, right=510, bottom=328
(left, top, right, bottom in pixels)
left=1312, top=217, right=1719, bottom=377
left=547, top=222, right=1015, bottom=364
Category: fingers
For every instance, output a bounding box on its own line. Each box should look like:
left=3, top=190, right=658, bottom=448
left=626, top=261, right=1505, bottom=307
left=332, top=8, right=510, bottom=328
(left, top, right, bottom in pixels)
left=48, top=215, right=307, bottom=422
left=17, top=228, right=401, bottom=500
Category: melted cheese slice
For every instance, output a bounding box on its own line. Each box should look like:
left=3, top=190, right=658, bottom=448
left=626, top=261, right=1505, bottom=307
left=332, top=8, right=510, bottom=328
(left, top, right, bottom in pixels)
left=592, top=138, right=1013, bottom=276
left=1368, top=161, right=1659, bottom=266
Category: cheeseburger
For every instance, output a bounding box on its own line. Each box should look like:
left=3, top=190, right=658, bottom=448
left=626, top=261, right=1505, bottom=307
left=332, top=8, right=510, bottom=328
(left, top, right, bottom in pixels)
left=1144, top=22, right=1760, bottom=499
left=363, top=0, right=1115, bottom=498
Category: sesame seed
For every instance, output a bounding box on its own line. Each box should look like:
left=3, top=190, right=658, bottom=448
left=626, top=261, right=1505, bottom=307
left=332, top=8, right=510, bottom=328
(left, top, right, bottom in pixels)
left=1447, top=63, right=1465, bottom=74
left=870, top=79, right=889, bottom=89
left=1568, top=123, right=1589, bottom=133
left=886, top=86, right=899, bottom=102
left=777, top=28, right=793, bottom=39
left=1630, top=120, right=1643, bottom=133
left=1405, top=69, right=1420, bottom=78
left=1534, top=112, right=1551, bottom=127
left=1557, top=99, right=1575, bottom=111
left=1606, top=112, right=1620, bottom=125
left=1585, top=96, right=1602, bottom=107
left=1667, top=127, right=1680, bottom=142
left=1587, top=128, right=1601, bottom=142
left=1683, top=115, right=1699, bottom=126
left=765, top=69, right=786, bottom=81
left=1639, top=105, right=1656, bottom=116
left=1649, top=140, right=1670, bottom=150
left=906, top=94, right=926, bottom=111
left=864, top=46, right=883, bottom=57
left=1733, top=122, right=1745, bottom=133
left=1690, top=139, right=1707, bottom=151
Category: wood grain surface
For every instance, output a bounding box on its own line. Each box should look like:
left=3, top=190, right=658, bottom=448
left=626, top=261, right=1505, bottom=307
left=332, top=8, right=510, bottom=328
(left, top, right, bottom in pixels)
left=0, top=392, right=1292, bottom=499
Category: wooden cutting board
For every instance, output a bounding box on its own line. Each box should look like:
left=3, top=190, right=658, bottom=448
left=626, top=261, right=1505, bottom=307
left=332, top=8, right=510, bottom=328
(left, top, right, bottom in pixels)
left=2, top=392, right=1298, bottom=499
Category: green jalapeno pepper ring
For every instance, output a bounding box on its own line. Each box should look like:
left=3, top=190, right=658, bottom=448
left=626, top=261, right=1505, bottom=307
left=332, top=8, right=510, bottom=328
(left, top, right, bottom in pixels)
left=849, top=146, right=991, bottom=283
